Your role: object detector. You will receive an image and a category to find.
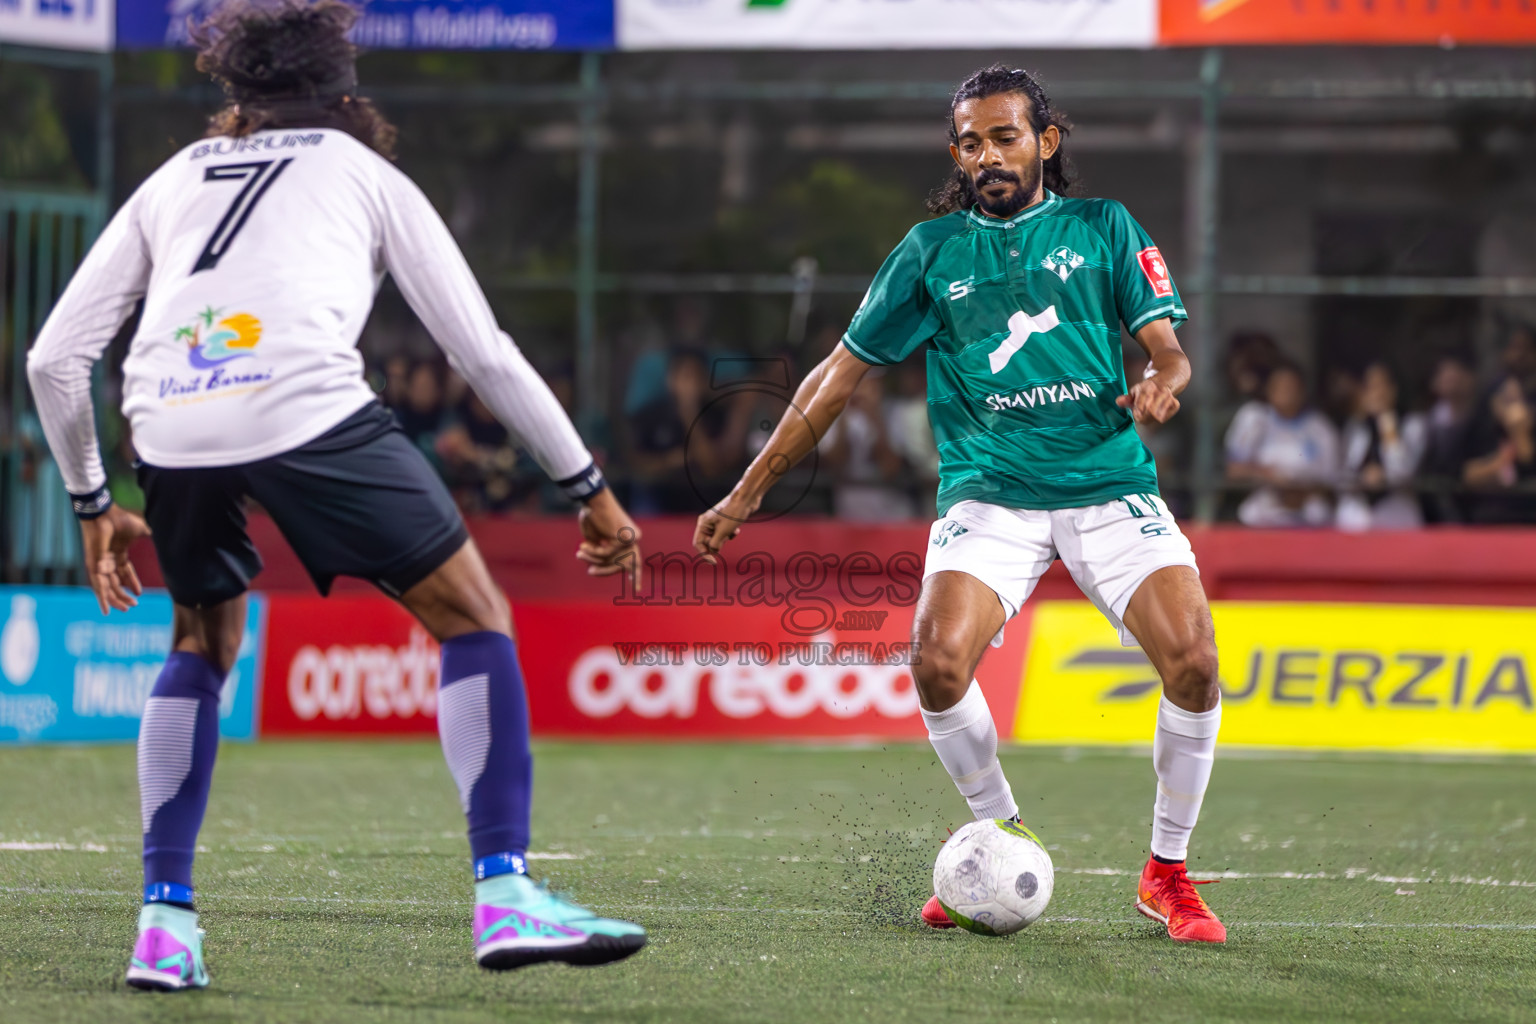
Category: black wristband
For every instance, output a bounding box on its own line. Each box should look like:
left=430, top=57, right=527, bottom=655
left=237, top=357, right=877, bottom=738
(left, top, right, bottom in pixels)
left=556, top=462, right=607, bottom=503
left=69, top=485, right=113, bottom=520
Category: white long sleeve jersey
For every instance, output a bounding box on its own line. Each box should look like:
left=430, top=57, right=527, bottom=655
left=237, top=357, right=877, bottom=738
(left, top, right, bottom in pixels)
left=27, top=127, right=593, bottom=495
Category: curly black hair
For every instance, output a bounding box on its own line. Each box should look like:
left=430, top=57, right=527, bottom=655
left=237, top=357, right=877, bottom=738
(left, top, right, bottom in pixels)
left=927, top=64, right=1076, bottom=215
left=192, top=0, right=397, bottom=159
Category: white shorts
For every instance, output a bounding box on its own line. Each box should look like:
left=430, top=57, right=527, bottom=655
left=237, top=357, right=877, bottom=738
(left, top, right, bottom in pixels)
left=923, top=496, right=1199, bottom=648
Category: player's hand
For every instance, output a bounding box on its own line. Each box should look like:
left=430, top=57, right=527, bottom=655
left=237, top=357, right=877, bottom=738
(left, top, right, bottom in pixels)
left=79, top=505, right=151, bottom=615
left=576, top=489, right=643, bottom=589
left=1117, top=381, right=1181, bottom=424
left=694, top=490, right=757, bottom=565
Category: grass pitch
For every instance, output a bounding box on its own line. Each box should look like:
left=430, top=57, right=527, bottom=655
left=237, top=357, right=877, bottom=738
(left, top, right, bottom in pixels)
left=2, top=740, right=1534, bottom=1023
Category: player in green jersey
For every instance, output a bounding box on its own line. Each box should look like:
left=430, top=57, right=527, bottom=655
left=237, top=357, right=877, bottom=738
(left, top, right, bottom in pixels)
left=694, top=65, right=1225, bottom=944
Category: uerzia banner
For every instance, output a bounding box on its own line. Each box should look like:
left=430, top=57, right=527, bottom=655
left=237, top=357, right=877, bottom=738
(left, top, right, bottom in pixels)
left=618, top=0, right=1156, bottom=50
left=1159, top=0, right=1536, bottom=45
left=1014, top=601, right=1536, bottom=754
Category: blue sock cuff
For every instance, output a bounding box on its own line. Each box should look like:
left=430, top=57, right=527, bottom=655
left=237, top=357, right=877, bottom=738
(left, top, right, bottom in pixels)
left=145, top=881, right=195, bottom=905
left=475, top=852, right=527, bottom=880
left=155, top=651, right=227, bottom=698
left=442, top=631, right=515, bottom=657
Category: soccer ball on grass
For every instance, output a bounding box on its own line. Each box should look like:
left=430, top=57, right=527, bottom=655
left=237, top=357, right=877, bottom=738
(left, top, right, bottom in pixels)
left=932, top=818, right=1054, bottom=936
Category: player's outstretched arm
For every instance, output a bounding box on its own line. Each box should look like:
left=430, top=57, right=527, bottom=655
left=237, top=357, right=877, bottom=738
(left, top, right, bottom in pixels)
left=372, top=163, right=642, bottom=584
left=694, top=344, right=872, bottom=563
left=576, top=489, right=643, bottom=590
left=79, top=506, right=152, bottom=615
left=1117, top=318, right=1190, bottom=425
left=26, top=188, right=153, bottom=614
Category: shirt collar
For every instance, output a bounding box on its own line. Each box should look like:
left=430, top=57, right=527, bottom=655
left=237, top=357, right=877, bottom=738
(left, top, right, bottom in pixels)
left=965, top=190, right=1060, bottom=230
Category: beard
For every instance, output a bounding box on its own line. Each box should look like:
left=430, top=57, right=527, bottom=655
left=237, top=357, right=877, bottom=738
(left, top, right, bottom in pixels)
left=972, top=161, right=1041, bottom=218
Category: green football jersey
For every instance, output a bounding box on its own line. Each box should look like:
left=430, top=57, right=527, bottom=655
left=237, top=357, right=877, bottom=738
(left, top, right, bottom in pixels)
left=841, top=191, right=1185, bottom=515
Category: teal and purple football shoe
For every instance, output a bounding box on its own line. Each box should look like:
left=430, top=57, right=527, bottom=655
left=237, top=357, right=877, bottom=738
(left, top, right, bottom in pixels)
left=473, top=873, right=646, bottom=970
left=125, top=903, right=210, bottom=991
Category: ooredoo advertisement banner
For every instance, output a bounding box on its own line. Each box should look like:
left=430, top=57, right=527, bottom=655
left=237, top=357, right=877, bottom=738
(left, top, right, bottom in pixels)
left=0, top=587, right=261, bottom=743
left=618, top=0, right=1157, bottom=50
left=256, top=592, right=1031, bottom=740
left=258, top=596, right=442, bottom=736
left=1159, top=0, right=1536, bottom=46
left=1014, top=601, right=1536, bottom=754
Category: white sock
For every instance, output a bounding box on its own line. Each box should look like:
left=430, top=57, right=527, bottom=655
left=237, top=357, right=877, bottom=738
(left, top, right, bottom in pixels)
left=921, top=681, right=1018, bottom=821
left=1150, top=696, right=1221, bottom=861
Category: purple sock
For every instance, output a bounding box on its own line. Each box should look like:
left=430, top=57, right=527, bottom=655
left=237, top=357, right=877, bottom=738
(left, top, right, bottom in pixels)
left=140, top=652, right=225, bottom=892
left=437, top=632, right=532, bottom=863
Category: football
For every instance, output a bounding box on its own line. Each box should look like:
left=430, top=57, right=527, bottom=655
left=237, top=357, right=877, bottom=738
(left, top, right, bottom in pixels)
left=933, top=818, right=1055, bottom=936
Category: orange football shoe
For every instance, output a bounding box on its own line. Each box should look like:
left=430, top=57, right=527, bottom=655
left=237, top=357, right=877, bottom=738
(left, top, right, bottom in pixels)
left=1135, top=856, right=1227, bottom=944
left=921, top=895, right=957, bottom=929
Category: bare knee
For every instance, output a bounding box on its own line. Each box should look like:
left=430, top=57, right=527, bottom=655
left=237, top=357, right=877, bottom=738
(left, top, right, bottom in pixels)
left=911, top=625, right=978, bottom=713
left=172, top=601, right=245, bottom=678
left=1161, top=638, right=1220, bottom=712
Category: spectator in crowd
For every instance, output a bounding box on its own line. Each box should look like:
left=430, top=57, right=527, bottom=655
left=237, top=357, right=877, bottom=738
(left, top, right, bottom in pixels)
left=1336, top=362, right=1428, bottom=531
left=392, top=361, right=447, bottom=456
left=1420, top=355, right=1478, bottom=522
left=1461, top=376, right=1536, bottom=525
left=820, top=370, right=916, bottom=521
left=1224, top=361, right=1340, bottom=527
left=628, top=347, right=744, bottom=514
left=1224, top=331, right=1283, bottom=403
left=436, top=392, right=524, bottom=514
left=382, top=354, right=411, bottom=409
left=885, top=359, right=939, bottom=514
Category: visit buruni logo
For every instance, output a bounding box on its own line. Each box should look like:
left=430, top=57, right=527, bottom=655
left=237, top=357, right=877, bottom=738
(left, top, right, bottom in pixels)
left=1040, top=246, right=1085, bottom=282
left=177, top=305, right=261, bottom=369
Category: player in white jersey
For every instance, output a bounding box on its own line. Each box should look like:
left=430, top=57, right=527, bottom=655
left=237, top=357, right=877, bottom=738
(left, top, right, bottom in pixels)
left=26, top=0, right=647, bottom=990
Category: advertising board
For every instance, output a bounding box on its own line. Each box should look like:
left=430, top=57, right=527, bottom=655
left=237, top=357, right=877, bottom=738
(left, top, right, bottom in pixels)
left=0, top=0, right=114, bottom=50
left=1159, top=0, right=1536, bottom=46
left=0, top=587, right=261, bottom=743
left=618, top=0, right=1156, bottom=50
left=1014, top=601, right=1536, bottom=754
left=114, top=0, right=612, bottom=50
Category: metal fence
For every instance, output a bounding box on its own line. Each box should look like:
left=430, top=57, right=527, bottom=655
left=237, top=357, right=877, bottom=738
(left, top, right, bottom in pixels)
left=3, top=44, right=1535, bottom=579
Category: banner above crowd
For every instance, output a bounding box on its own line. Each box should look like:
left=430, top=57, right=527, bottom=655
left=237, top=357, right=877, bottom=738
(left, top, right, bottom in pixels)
left=1160, top=0, right=1536, bottom=45
left=0, top=0, right=115, bottom=51
left=617, top=0, right=1157, bottom=50
left=112, top=0, right=613, bottom=50
left=7, top=0, right=1533, bottom=67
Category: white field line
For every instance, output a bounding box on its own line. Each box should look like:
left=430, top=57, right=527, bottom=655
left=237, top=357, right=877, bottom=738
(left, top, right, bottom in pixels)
left=0, top=843, right=582, bottom=860
left=0, top=886, right=1531, bottom=931
left=1065, top=866, right=1536, bottom=888
left=4, top=841, right=1529, bottom=892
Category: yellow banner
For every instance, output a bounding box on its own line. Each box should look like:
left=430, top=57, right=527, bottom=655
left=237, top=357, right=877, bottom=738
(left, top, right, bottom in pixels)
left=1012, top=602, right=1536, bottom=753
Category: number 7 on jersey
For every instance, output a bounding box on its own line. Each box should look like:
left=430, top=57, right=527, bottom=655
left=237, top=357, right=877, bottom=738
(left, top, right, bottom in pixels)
left=192, top=159, right=293, bottom=275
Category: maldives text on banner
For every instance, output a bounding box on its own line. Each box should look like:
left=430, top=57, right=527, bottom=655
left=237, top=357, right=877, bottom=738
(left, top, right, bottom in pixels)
left=0, top=0, right=114, bottom=50
left=0, top=588, right=262, bottom=743
left=618, top=0, right=1156, bottom=50
left=1160, top=0, right=1536, bottom=45
left=1014, top=601, right=1536, bottom=754
left=114, top=0, right=613, bottom=50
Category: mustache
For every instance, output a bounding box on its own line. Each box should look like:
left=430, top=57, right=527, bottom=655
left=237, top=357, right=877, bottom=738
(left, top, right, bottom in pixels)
left=974, top=168, right=1021, bottom=189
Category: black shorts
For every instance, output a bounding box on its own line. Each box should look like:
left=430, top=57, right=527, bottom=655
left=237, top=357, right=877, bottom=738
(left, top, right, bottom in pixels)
left=139, top=402, right=470, bottom=608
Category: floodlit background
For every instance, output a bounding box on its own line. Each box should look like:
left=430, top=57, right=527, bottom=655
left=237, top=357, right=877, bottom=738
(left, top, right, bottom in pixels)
left=6, top=40, right=1536, bottom=577
left=4, top=6, right=1536, bottom=1023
